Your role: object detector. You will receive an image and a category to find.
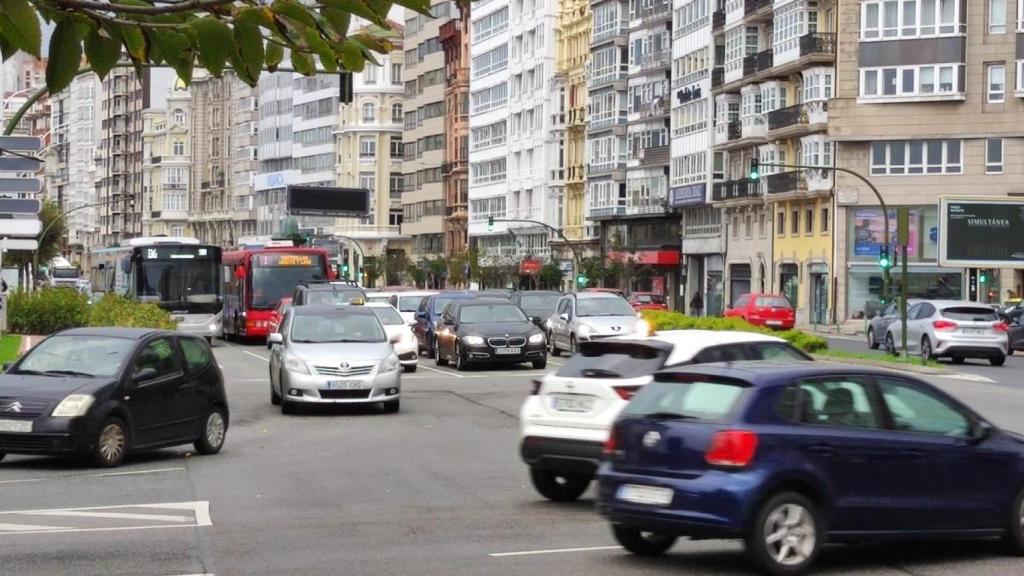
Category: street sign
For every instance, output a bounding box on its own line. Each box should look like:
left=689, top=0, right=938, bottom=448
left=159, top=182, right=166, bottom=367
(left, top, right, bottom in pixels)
left=0, top=157, right=42, bottom=172
left=0, top=238, right=38, bottom=250
left=0, top=219, right=41, bottom=236
left=0, top=178, right=41, bottom=193
left=286, top=186, right=370, bottom=217
left=0, top=199, right=40, bottom=214
left=939, top=197, right=1024, bottom=267
left=0, top=136, right=42, bottom=152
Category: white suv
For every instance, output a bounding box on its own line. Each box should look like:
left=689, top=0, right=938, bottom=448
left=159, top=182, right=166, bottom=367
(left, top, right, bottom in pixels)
left=518, top=330, right=812, bottom=501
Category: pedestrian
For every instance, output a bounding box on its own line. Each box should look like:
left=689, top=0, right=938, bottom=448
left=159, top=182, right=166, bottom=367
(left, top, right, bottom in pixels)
left=689, top=291, right=704, bottom=317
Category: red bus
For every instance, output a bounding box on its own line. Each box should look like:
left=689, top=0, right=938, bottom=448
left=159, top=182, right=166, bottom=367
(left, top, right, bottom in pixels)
left=222, top=246, right=336, bottom=339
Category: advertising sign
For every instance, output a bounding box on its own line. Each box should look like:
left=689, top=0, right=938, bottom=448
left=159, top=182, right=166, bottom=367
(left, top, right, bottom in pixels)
left=939, top=197, right=1024, bottom=267
left=851, top=207, right=938, bottom=258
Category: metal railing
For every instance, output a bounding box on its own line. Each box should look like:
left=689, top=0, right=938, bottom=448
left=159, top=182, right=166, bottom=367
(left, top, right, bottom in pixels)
left=799, top=32, right=836, bottom=57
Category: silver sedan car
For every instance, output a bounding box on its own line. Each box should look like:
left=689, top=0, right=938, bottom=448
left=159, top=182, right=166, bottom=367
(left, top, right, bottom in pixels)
left=547, top=292, right=641, bottom=355
left=884, top=300, right=1009, bottom=366
left=268, top=305, right=402, bottom=413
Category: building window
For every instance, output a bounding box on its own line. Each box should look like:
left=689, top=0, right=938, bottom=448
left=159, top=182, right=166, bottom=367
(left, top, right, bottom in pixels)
left=391, top=63, right=402, bottom=85
left=723, top=25, right=759, bottom=75
left=1018, top=61, right=1024, bottom=93
left=860, top=0, right=961, bottom=40
left=391, top=103, right=403, bottom=123
left=362, top=102, right=376, bottom=123
left=860, top=64, right=962, bottom=98
left=986, top=138, right=1003, bottom=174
left=359, top=171, right=376, bottom=192
left=791, top=209, right=799, bottom=234
left=359, top=135, right=376, bottom=159
left=990, top=0, right=1006, bottom=33
left=473, top=6, right=509, bottom=43
left=759, top=213, right=767, bottom=237
left=732, top=215, right=740, bottom=238
left=779, top=264, right=799, bottom=309
left=390, top=136, right=403, bottom=159
left=805, top=208, right=814, bottom=234
left=470, top=83, right=509, bottom=114
left=777, top=211, right=785, bottom=236
left=870, top=139, right=962, bottom=175
left=172, top=141, right=184, bottom=156
left=472, top=44, right=509, bottom=78
left=987, top=63, right=1005, bottom=102
left=821, top=208, right=830, bottom=233
left=744, top=215, right=752, bottom=238
left=172, top=109, right=185, bottom=124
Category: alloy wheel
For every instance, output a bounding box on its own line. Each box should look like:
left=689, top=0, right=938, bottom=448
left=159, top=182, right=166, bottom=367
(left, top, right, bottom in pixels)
left=763, top=503, right=816, bottom=567
left=205, top=412, right=226, bottom=450
left=98, top=423, right=126, bottom=465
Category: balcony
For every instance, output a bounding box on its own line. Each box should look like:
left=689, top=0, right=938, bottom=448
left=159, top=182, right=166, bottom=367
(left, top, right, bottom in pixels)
left=588, top=65, right=628, bottom=90
left=592, top=21, right=627, bottom=45
left=588, top=160, right=627, bottom=176
left=712, top=179, right=759, bottom=202
left=767, top=101, right=829, bottom=136
left=712, top=10, right=725, bottom=32
left=639, top=98, right=669, bottom=119
left=567, top=106, right=586, bottom=126
left=638, top=145, right=670, bottom=167
left=745, top=0, right=771, bottom=14
left=799, top=32, right=836, bottom=57
left=741, top=116, right=766, bottom=139
left=588, top=112, right=627, bottom=132
left=639, top=50, right=670, bottom=73
left=765, top=171, right=806, bottom=196
left=567, top=164, right=586, bottom=183
left=637, top=1, right=671, bottom=24
left=439, top=19, right=462, bottom=44
left=743, top=54, right=757, bottom=77
left=711, top=67, right=724, bottom=88
left=441, top=160, right=467, bottom=174
left=727, top=120, right=741, bottom=141
left=755, top=49, right=773, bottom=72
left=588, top=205, right=626, bottom=219
left=551, top=111, right=566, bottom=128
left=767, top=104, right=803, bottom=132
left=673, top=68, right=708, bottom=89
left=550, top=168, right=566, bottom=184
left=627, top=196, right=668, bottom=216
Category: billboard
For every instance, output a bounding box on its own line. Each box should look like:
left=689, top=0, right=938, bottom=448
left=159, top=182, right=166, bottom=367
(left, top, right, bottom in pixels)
left=286, top=186, right=370, bottom=217
left=939, top=197, right=1024, bottom=267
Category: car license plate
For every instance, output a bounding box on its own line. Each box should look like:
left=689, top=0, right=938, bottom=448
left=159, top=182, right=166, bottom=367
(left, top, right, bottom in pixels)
left=328, top=380, right=366, bottom=390
left=495, top=347, right=521, bottom=355
left=963, top=328, right=986, bottom=335
left=551, top=395, right=594, bottom=413
left=617, top=484, right=673, bottom=506
left=766, top=320, right=782, bottom=326
left=0, top=419, right=32, bottom=433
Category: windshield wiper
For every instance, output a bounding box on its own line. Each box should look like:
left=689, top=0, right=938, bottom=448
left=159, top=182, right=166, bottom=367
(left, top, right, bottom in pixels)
left=642, top=412, right=699, bottom=421
left=43, top=370, right=95, bottom=377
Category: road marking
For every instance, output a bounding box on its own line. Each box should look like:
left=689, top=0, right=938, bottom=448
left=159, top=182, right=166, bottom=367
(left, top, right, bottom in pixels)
left=0, top=523, right=73, bottom=532
left=88, top=467, right=185, bottom=478
left=0, top=478, right=44, bottom=485
left=242, top=350, right=269, bottom=362
left=0, top=524, right=204, bottom=537
left=941, top=372, right=996, bottom=383
left=490, top=545, right=622, bottom=558
left=0, top=501, right=213, bottom=536
left=416, top=364, right=465, bottom=378
left=29, top=510, right=190, bottom=523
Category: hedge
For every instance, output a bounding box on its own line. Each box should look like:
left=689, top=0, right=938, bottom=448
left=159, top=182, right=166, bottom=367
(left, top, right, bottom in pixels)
left=641, top=310, right=829, bottom=353
left=8, top=289, right=177, bottom=334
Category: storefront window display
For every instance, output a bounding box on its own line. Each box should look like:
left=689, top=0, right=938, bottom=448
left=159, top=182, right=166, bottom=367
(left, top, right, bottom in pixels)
left=779, top=263, right=799, bottom=306
left=848, top=266, right=962, bottom=319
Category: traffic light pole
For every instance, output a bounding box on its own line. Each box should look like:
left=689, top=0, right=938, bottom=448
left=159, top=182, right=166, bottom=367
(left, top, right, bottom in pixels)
left=488, top=218, right=582, bottom=290
left=335, top=235, right=364, bottom=281
left=757, top=162, right=891, bottom=304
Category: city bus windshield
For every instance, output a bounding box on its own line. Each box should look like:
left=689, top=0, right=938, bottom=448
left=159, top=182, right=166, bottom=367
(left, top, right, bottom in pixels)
left=137, top=247, right=221, bottom=313
left=251, top=252, right=326, bottom=309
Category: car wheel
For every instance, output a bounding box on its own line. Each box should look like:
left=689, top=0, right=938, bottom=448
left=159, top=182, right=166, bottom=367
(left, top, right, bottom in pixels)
left=746, top=492, right=821, bottom=576
left=455, top=343, right=466, bottom=371
left=194, top=406, right=227, bottom=455
left=570, top=334, right=578, bottom=355
left=403, top=364, right=417, bottom=373
left=1004, top=485, right=1024, bottom=555
left=991, top=354, right=1006, bottom=367
left=611, top=525, right=677, bottom=557
left=434, top=343, right=449, bottom=366
left=529, top=467, right=591, bottom=502
left=867, top=327, right=879, bottom=349
left=952, top=355, right=965, bottom=364
left=382, top=398, right=400, bottom=414
left=532, top=358, right=547, bottom=370
left=92, top=417, right=128, bottom=468
left=884, top=333, right=898, bottom=356
left=921, top=336, right=933, bottom=360
left=270, top=373, right=282, bottom=405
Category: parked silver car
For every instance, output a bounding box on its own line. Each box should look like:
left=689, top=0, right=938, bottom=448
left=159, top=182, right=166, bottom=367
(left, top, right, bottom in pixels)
left=866, top=300, right=918, bottom=349
left=884, top=300, right=1009, bottom=366
left=547, top=292, right=640, bottom=355
left=268, top=305, right=402, bottom=413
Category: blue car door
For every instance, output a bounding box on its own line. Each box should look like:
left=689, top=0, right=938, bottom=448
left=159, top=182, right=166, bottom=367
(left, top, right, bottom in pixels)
left=874, top=376, right=1016, bottom=530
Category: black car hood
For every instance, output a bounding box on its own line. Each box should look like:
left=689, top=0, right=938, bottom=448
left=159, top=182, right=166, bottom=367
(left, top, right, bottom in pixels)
left=521, top=308, right=555, bottom=319
left=460, top=321, right=540, bottom=336
left=0, top=374, right=116, bottom=399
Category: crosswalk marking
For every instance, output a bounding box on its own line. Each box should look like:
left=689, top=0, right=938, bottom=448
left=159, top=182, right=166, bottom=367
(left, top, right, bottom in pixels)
left=29, top=511, right=190, bottom=523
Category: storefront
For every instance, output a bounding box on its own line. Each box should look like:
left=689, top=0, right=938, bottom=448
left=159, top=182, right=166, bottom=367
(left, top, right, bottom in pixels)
left=729, top=263, right=751, bottom=307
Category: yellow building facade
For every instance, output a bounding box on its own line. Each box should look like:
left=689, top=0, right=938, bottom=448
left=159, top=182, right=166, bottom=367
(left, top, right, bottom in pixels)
left=555, top=0, right=590, bottom=243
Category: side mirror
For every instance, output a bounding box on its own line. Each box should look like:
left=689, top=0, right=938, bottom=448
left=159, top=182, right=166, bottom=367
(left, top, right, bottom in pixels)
left=389, top=333, right=401, bottom=345
left=132, top=367, right=158, bottom=384
left=559, top=313, right=569, bottom=322
left=267, top=333, right=283, bottom=347
left=971, top=420, right=993, bottom=443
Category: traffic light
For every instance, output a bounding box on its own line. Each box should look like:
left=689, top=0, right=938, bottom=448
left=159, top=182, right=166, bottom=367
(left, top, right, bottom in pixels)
left=576, top=273, right=587, bottom=286
left=878, top=245, right=891, bottom=269
left=979, top=269, right=988, bottom=284
left=749, top=158, right=760, bottom=181
left=487, top=216, right=494, bottom=232
left=342, top=262, right=350, bottom=278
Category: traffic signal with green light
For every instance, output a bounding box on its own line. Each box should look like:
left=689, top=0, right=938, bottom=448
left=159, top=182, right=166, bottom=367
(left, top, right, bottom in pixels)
left=487, top=216, right=494, bottom=232
left=878, top=245, right=891, bottom=269
left=342, top=263, right=350, bottom=278
left=576, top=274, right=587, bottom=286
left=979, top=270, right=988, bottom=284
left=749, top=158, right=760, bottom=181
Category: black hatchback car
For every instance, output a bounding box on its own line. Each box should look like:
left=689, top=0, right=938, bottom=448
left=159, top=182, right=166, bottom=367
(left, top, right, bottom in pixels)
left=0, top=328, right=229, bottom=467
left=434, top=299, right=548, bottom=370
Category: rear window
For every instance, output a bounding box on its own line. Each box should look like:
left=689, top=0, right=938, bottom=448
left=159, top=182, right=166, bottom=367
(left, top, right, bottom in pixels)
left=398, top=296, right=425, bottom=312
left=756, top=296, right=792, bottom=309
left=941, top=307, right=998, bottom=321
left=555, top=342, right=668, bottom=379
left=623, top=379, right=748, bottom=421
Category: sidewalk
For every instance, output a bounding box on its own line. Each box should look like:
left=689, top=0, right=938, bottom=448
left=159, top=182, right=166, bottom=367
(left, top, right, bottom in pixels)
left=796, top=321, right=865, bottom=338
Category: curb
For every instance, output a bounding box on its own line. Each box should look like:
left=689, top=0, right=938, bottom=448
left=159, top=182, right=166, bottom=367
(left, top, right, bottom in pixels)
left=812, top=354, right=946, bottom=375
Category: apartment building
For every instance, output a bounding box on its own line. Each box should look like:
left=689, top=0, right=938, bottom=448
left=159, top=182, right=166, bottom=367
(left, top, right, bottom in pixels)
left=402, top=2, right=452, bottom=261
left=336, top=42, right=407, bottom=275
left=441, top=1, right=471, bottom=255
left=710, top=0, right=836, bottom=323
left=671, top=0, right=724, bottom=314
left=142, top=82, right=192, bottom=238
left=830, top=0, right=1023, bottom=320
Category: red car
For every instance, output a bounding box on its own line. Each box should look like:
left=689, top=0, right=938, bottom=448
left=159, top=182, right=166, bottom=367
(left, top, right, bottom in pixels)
left=724, top=293, right=795, bottom=329
left=268, top=297, right=293, bottom=336
left=628, top=292, right=668, bottom=311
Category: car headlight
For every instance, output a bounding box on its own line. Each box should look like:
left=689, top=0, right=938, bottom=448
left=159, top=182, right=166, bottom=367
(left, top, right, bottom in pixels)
left=528, top=333, right=544, bottom=344
left=51, top=394, right=95, bottom=417
left=577, top=324, right=593, bottom=337
left=463, top=335, right=485, bottom=345
left=283, top=353, right=310, bottom=374
left=635, top=319, right=652, bottom=337
left=380, top=354, right=400, bottom=372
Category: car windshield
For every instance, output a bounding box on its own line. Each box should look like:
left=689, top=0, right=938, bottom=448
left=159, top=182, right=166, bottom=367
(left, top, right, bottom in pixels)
left=370, top=307, right=405, bottom=326
left=941, top=306, right=999, bottom=322
left=251, top=254, right=326, bottom=309
left=459, top=304, right=527, bottom=323
left=137, top=257, right=221, bottom=313
left=289, top=313, right=386, bottom=343
left=16, top=335, right=136, bottom=378
left=576, top=297, right=635, bottom=317
left=431, top=298, right=460, bottom=317
left=624, top=378, right=749, bottom=421
left=306, top=290, right=363, bottom=306
left=756, top=296, right=792, bottom=308
left=52, top=268, right=80, bottom=279
left=633, top=294, right=665, bottom=304
left=520, top=294, right=561, bottom=311
left=398, top=295, right=426, bottom=312
left=555, top=342, right=668, bottom=379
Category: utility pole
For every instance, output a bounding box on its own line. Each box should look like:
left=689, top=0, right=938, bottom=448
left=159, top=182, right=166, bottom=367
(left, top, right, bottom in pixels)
left=487, top=216, right=582, bottom=291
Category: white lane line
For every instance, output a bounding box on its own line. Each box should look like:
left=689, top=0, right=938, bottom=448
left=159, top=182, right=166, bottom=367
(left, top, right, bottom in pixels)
left=235, top=378, right=269, bottom=383
left=28, top=511, right=189, bottom=523
left=941, top=372, right=996, bottom=383
left=242, top=350, right=269, bottom=362
left=88, top=467, right=185, bottom=478
left=0, top=524, right=202, bottom=537
left=0, top=478, right=44, bottom=485
left=0, top=523, right=73, bottom=532
left=138, top=501, right=213, bottom=527
left=490, top=545, right=622, bottom=558
left=416, top=364, right=465, bottom=378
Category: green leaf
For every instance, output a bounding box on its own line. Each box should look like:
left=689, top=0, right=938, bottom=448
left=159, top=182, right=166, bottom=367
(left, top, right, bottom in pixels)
left=0, top=36, right=16, bottom=62
left=84, top=27, right=122, bottom=79
left=46, top=21, right=83, bottom=95
left=319, top=0, right=382, bottom=25
left=389, top=0, right=431, bottom=17
left=0, top=0, right=42, bottom=57
left=273, top=0, right=318, bottom=28
left=189, top=17, right=233, bottom=76
left=264, top=39, right=284, bottom=72
left=290, top=49, right=315, bottom=76
left=351, top=32, right=393, bottom=54
left=304, top=28, right=337, bottom=73
left=235, top=6, right=276, bottom=28
left=320, top=7, right=351, bottom=40
left=120, top=24, right=147, bottom=61
left=337, top=41, right=365, bottom=72
left=234, top=21, right=264, bottom=83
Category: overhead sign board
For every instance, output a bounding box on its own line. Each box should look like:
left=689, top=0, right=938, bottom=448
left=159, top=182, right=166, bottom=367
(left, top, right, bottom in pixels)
left=0, top=238, right=38, bottom=251
left=0, top=157, right=42, bottom=172
left=0, top=218, right=41, bottom=236
left=939, top=197, right=1024, bottom=267
left=0, top=178, right=41, bottom=193
left=0, top=136, right=42, bottom=152
left=286, top=186, right=370, bottom=217
left=0, top=199, right=40, bottom=214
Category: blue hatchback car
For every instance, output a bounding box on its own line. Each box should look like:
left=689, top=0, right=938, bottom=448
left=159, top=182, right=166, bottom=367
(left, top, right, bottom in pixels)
left=412, top=291, right=477, bottom=358
left=597, top=362, right=1024, bottom=575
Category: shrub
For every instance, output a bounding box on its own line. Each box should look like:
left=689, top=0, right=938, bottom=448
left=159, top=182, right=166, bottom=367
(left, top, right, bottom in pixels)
left=7, top=288, right=90, bottom=335
left=641, top=310, right=828, bottom=353
left=87, top=294, right=178, bottom=330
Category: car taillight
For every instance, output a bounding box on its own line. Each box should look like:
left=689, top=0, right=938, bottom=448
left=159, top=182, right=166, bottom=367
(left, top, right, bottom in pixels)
left=530, top=379, right=542, bottom=395
left=602, top=426, right=618, bottom=457
left=613, top=385, right=641, bottom=400
left=932, top=320, right=958, bottom=331
left=705, top=430, right=758, bottom=468
left=994, top=322, right=1009, bottom=333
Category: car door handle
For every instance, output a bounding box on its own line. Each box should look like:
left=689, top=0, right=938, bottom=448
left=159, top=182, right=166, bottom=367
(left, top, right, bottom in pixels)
left=808, top=443, right=835, bottom=456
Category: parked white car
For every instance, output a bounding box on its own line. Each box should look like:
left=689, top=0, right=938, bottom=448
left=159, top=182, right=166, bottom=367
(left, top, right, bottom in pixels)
left=547, top=292, right=641, bottom=355
left=884, top=300, right=1009, bottom=366
left=366, top=303, right=419, bottom=372
left=519, top=330, right=812, bottom=501
left=387, top=291, right=438, bottom=325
